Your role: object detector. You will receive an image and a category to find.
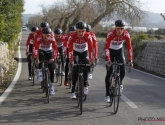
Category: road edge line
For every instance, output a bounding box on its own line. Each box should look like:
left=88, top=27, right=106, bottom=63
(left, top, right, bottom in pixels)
left=0, top=33, right=22, bottom=105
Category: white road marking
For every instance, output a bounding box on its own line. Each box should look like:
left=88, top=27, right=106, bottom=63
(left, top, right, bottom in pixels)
left=0, top=34, right=22, bottom=105
left=121, top=94, right=138, bottom=108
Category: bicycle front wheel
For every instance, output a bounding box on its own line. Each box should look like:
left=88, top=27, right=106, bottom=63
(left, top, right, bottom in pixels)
left=113, top=77, right=120, bottom=114
left=32, top=63, right=35, bottom=86
left=45, top=71, right=50, bottom=103
left=79, top=76, right=83, bottom=115
left=109, top=76, right=115, bottom=107
left=58, top=62, right=62, bottom=86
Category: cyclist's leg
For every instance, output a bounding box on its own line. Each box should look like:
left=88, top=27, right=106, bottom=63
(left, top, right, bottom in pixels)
left=28, top=54, right=32, bottom=77
left=58, top=46, right=64, bottom=73
left=46, top=50, right=55, bottom=95
left=38, top=50, right=44, bottom=82
left=105, top=49, right=115, bottom=96
left=116, top=48, right=125, bottom=84
left=28, top=54, right=32, bottom=80
left=105, top=65, right=113, bottom=96
left=70, top=51, right=79, bottom=98
left=64, top=57, right=69, bottom=86
left=81, top=51, right=89, bottom=95
left=81, top=51, right=89, bottom=87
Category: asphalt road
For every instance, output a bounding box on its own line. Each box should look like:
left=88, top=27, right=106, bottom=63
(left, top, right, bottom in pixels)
left=0, top=30, right=165, bottom=125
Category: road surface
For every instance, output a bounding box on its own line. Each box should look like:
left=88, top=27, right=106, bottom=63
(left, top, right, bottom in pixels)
left=0, top=30, right=165, bottom=125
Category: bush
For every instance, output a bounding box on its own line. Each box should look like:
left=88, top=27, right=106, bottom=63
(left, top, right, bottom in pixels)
left=131, top=33, right=148, bottom=60
left=0, top=0, right=24, bottom=49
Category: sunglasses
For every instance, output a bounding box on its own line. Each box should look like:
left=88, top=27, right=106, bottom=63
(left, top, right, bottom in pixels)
left=77, top=29, right=86, bottom=33
left=43, top=34, right=50, bottom=37
left=116, top=27, right=124, bottom=30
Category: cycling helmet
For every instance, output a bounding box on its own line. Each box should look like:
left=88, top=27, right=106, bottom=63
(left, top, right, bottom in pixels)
left=76, top=21, right=87, bottom=29
left=115, top=20, right=125, bottom=27
left=69, top=26, right=76, bottom=31
left=42, top=27, right=52, bottom=34
left=86, top=24, right=91, bottom=32
left=54, top=28, right=63, bottom=34
left=40, top=22, right=49, bottom=28
left=31, top=26, right=39, bottom=32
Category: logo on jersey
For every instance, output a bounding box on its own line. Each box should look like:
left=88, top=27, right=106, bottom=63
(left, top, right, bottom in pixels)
left=75, top=43, right=86, bottom=49
left=111, top=41, right=122, bottom=45
left=73, top=43, right=88, bottom=52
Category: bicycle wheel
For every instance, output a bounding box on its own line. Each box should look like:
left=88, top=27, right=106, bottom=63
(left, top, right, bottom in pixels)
left=32, top=63, right=35, bottom=86
left=78, top=76, right=83, bottom=115
left=45, top=71, right=50, bottom=103
left=68, top=67, right=72, bottom=89
left=60, top=63, right=63, bottom=86
left=54, top=61, right=59, bottom=83
left=54, top=67, right=58, bottom=83
left=42, top=68, right=45, bottom=92
left=109, top=76, right=115, bottom=107
left=58, top=62, right=62, bottom=86
left=113, top=77, right=120, bottom=114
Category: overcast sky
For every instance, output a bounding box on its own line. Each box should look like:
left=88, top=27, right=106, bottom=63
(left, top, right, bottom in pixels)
left=23, top=0, right=165, bottom=14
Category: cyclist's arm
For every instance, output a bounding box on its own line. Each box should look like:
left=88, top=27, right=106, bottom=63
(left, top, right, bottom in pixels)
left=104, top=31, right=113, bottom=61
left=34, top=38, right=40, bottom=59
left=62, top=36, right=67, bottom=56
left=125, top=32, right=133, bottom=61
left=52, top=40, right=58, bottom=59
left=26, top=34, right=32, bottom=53
left=91, top=33, right=98, bottom=59
left=87, top=34, right=93, bottom=62
left=68, top=36, right=73, bottom=62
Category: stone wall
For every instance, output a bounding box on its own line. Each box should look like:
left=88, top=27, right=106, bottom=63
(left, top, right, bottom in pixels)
left=0, top=42, right=10, bottom=83
left=135, top=41, right=165, bottom=76
left=0, top=32, right=21, bottom=83
left=98, top=40, right=165, bottom=77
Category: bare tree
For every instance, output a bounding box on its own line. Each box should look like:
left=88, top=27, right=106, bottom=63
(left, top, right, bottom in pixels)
left=28, top=0, right=145, bottom=32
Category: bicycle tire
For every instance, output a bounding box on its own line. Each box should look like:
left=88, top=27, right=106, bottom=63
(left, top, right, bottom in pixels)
left=109, top=76, right=114, bottom=107
left=54, top=68, right=58, bottom=83
left=58, top=62, right=61, bottom=86
left=45, top=71, right=50, bottom=103
left=68, top=68, right=72, bottom=89
left=60, top=63, right=63, bottom=86
left=54, top=61, right=59, bottom=83
left=113, top=77, right=120, bottom=114
left=79, top=75, right=83, bottom=115
left=41, top=68, right=45, bottom=90
left=32, top=63, right=35, bottom=86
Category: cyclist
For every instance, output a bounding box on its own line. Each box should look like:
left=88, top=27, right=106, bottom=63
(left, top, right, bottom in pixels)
left=25, top=26, right=39, bottom=80
left=33, top=22, right=54, bottom=81
left=68, top=21, right=93, bottom=99
left=86, top=24, right=98, bottom=80
left=33, top=22, right=54, bottom=57
left=34, top=27, right=58, bottom=95
left=104, top=20, right=133, bottom=102
left=63, top=26, right=76, bottom=86
left=54, top=28, right=65, bottom=76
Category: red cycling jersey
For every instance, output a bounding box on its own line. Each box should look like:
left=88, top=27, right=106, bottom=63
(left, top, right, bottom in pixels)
left=63, top=32, right=76, bottom=55
left=33, top=29, right=54, bottom=55
left=104, top=29, right=133, bottom=61
left=26, top=33, right=35, bottom=53
left=68, top=32, right=93, bottom=62
left=90, top=31, right=98, bottom=59
left=55, top=35, right=67, bottom=48
left=34, top=36, right=58, bottom=59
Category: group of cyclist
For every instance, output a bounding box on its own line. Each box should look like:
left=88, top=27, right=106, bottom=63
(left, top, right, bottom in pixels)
left=25, top=20, right=133, bottom=102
